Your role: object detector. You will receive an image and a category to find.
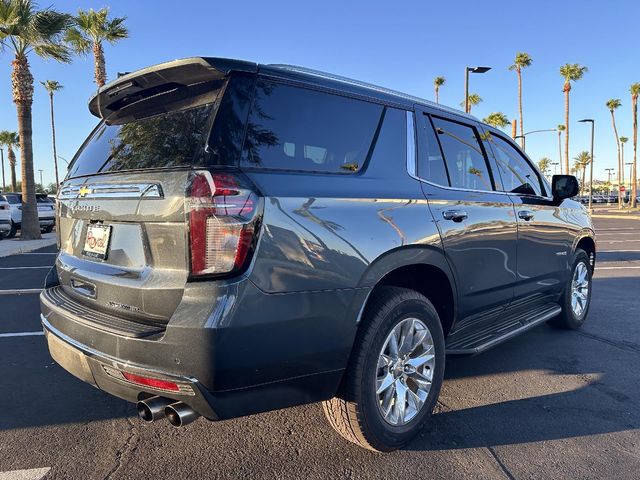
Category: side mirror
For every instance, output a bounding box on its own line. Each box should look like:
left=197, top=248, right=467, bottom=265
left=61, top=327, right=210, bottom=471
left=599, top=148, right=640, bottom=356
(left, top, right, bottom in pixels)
left=551, top=175, right=580, bottom=200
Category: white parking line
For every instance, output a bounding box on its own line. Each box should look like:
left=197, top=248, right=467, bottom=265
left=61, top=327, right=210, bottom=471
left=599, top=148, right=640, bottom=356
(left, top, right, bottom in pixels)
left=0, top=266, right=52, bottom=270
left=0, top=289, right=42, bottom=295
left=0, top=468, right=50, bottom=480
left=0, top=332, right=44, bottom=338
left=596, top=266, right=640, bottom=270
left=16, top=252, right=57, bottom=255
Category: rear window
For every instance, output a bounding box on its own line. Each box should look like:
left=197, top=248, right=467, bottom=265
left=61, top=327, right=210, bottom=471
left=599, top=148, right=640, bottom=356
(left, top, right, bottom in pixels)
left=241, top=80, right=384, bottom=173
left=66, top=79, right=229, bottom=178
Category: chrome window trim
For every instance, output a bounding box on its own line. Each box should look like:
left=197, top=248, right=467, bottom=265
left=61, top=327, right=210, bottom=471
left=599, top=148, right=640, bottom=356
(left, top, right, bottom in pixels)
left=58, top=183, right=164, bottom=200
left=406, top=111, right=417, bottom=177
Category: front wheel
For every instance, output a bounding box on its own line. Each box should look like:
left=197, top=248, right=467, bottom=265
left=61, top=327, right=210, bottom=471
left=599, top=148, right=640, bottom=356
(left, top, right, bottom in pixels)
left=550, top=249, right=592, bottom=330
left=323, top=286, right=445, bottom=451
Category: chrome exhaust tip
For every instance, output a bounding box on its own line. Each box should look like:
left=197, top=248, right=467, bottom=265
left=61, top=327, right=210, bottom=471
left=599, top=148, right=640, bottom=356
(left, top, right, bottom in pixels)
left=165, top=402, right=200, bottom=427
left=137, top=396, right=173, bottom=422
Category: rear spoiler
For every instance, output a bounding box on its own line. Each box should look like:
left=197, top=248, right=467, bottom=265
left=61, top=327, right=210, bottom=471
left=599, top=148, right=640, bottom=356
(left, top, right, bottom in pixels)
left=88, top=57, right=257, bottom=120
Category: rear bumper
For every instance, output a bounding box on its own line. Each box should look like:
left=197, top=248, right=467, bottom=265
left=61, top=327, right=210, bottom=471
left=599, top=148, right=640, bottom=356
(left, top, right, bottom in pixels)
left=40, top=279, right=367, bottom=420
left=42, top=314, right=218, bottom=419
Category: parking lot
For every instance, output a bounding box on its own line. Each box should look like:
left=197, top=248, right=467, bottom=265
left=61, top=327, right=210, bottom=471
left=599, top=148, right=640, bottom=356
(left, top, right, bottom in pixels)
left=0, top=212, right=639, bottom=480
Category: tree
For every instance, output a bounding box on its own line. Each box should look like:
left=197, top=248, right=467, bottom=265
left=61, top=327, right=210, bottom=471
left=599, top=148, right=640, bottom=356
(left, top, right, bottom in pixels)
left=560, top=64, right=588, bottom=175
left=66, top=7, right=128, bottom=88
left=606, top=99, right=622, bottom=208
left=0, top=131, right=19, bottom=191
left=557, top=124, right=566, bottom=173
left=620, top=135, right=629, bottom=194
left=483, top=112, right=509, bottom=129
left=509, top=52, right=532, bottom=149
left=45, top=181, right=57, bottom=194
left=40, top=79, right=62, bottom=187
left=433, top=76, right=445, bottom=104
left=460, top=93, right=482, bottom=113
left=0, top=0, right=72, bottom=240
left=574, top=151, right=591, bottom=196
left=631, top=83, right=640, bottom=208
left=537, top=157, right=552, bottom=176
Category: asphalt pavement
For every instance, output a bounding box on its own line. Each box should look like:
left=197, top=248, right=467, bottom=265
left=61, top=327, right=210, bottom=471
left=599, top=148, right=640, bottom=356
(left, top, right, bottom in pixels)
left=0, top=213, right=639, bottom=480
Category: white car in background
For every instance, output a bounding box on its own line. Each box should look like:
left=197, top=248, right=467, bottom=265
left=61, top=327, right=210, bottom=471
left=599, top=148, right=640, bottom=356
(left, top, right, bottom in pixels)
left=0, top=192, right=56, bottom=238
left=0, top=199, right=11, bottom=239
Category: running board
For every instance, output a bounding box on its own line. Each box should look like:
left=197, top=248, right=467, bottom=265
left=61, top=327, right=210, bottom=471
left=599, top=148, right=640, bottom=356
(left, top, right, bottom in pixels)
left=445, top=304, right=561, bottom=355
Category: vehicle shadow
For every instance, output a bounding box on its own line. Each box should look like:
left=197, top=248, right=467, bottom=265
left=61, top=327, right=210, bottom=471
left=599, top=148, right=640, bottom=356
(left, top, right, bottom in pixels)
left=0, top=335, right=130, bottom=430
left=2, top=277, right=638, bottom=459
left=407, top=323, right=639, bottom=451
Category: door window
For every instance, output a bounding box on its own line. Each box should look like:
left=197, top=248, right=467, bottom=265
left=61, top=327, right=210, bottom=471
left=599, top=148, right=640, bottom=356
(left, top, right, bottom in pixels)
left=487, top=134, right=544, bottom=196
left=431, top=117, right=494, bottom=191
left=417, top=114, right=449, bottom=186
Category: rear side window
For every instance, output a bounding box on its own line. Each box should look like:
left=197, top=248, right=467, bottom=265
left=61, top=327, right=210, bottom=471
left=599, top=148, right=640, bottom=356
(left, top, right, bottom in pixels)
left=486, top=134, right=544, bottom=196
left=417, top=114, right=449, bottom=186
left=241, top=80, right=384, bottom=173
left=431, top=117, right=494, bottom=191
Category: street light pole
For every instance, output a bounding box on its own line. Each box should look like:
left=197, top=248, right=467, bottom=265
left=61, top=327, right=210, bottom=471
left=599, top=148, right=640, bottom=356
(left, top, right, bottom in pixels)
left=464, top=66, right=491, bottom=114
left=579, top=119, right=595, bottom=213
left=513, top=128, right=558, bottom=152
left=38, top=169, right=43, bottom=189
left=605, top=168, right=614, bottom=200
left=551, top=162, right=559, bottom=175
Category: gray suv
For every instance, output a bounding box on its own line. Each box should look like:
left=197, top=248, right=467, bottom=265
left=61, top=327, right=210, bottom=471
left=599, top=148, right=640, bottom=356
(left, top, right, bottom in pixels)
left=41, top=57, right=596, bottom=451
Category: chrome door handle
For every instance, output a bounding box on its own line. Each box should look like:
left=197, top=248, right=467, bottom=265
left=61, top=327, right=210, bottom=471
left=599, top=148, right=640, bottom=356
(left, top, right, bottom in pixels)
left=442, top=210, right=468, bottom=222
left=518, top=210, right=534, bottom=221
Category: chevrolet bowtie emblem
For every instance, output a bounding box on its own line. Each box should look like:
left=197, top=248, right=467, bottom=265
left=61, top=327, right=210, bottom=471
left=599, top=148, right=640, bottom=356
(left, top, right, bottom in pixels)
left=78, top=186, right=92, bottom=198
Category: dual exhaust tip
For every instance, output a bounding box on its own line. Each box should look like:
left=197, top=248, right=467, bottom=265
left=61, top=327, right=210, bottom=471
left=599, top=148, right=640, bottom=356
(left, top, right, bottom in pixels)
left=137, top=396, right=200, bottom=427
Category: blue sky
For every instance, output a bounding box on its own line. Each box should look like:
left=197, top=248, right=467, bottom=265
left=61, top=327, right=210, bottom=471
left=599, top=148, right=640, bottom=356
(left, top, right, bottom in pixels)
left=0, top=0, right=638, bottom=187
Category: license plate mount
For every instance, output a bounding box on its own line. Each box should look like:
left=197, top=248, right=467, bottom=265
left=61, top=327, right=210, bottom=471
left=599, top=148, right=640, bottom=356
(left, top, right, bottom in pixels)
left=82, top=224, right=112, bottom=260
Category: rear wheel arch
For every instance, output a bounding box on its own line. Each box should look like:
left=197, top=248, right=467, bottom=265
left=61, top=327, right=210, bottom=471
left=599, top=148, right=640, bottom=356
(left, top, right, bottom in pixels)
left=357, top=247, right=457, bottom=338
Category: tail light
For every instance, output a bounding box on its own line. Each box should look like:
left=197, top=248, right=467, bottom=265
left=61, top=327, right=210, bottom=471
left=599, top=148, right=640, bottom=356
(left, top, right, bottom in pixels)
left=186, top=171, right=262, bottom=278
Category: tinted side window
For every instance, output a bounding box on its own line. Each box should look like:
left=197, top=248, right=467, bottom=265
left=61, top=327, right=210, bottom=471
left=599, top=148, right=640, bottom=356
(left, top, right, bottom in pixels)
left=488, top=134, right=543, bottom=196
left=368, top=107, right=406, bottom=170
left=241, top=80, right=384, bottom=173
left=431, top=117, right=494, bottom=191
left=418, top=114, right=449, bottom=186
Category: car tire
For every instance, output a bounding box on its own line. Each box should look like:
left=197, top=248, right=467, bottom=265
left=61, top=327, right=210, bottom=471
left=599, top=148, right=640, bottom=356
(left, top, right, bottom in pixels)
left=322, top=286, right=445, bottom=452
left=7, top=222, right=17, bottom=239
left=41, top=226, right=53, bottom=234
left=549, top=249, right=592, bottom=330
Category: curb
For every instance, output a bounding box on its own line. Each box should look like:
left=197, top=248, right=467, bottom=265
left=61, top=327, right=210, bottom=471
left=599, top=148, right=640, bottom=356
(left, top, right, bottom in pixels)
left=0, top=237, right=57, bottom=258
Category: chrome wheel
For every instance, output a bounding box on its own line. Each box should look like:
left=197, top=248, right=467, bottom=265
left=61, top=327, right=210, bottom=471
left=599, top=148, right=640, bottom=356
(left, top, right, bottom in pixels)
left=571, top=262, right=590, bottom=318
left=376, top=317, right=435, bottom=426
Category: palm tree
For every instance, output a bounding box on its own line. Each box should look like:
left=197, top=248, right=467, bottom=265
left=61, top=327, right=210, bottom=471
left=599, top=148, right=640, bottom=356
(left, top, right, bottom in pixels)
left=537, top=157, right=551, bottom=177
left=631, top=83, right=640, bottom=208
left=560, top=64, right=588, bottom=175
left=460, top=93, right=482, bottom=113
left=557, top=124, right=566, bottom=173
left=483, top=112, right=509, bottom=129
left=606, top=99, right=622, bottom=208
left=0, top=0, right=72, bottom=240
left=40, top=80, right=63, bottom=188
left=433, top=76, right=445, bottom=104
left=574, top=151, right=591, bottom=196
left=509, top=52, right=533, bottom=149
left=66, top=7, right=128, bottom=88
left=620, top=135, right=629, bottom=192
left=0, top=131, right=19, bottom=191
